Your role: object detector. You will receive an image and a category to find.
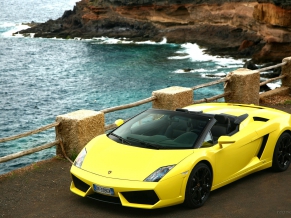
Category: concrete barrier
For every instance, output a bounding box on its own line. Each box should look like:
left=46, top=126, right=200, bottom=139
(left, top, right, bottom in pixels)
left=152, top=86, right=193, bottom=110
left=56, top=110, right=104, bottom=157
left=282, top=57, right=291, bottom=89
left=224, top=68, right=260, bottom=105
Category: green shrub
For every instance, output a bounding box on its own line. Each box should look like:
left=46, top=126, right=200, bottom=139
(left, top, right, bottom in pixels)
left=284, top=100, right=291, bottom=105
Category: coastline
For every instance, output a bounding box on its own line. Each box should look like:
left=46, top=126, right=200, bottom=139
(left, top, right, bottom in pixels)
left=18, top=1, right=291, bottom=64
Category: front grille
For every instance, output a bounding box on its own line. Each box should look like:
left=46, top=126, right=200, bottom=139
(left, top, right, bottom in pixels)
left=71, top=174, right=90, bottom=193
left=121, top=190, right=159, bottom=205
left=87, top=193, right=121, bottom=204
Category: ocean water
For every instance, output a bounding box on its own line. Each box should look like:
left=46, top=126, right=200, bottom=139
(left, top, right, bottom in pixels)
left=0, top=0, right=247, bottom=175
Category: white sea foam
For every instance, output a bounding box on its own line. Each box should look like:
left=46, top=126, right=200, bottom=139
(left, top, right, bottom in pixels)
left=135, top=37, right=167, bottom=45
left=201, top=73, right=227, bottom=78
left=215, top=64, right=242, bottom=69
left=157, top=37, right=167, bottom=44
left=265, top=80, right=281, bottom=90
left=0, top=22, right=30, bottom=37
left=216, top=72, right=227, bottom=77
left=173, top=69, right=188, bottom=74
left=195, top=68, right=217, bottom=73
left=173, top=68, right=217, bottom=74
left=169, top=42, right=244, bottom=66
left=91, top=37, right=133, bottom=44
left=91, top=36, right=167, bottom=45
left=169, top=43, right=246, bottom=78
left=266, top=82, right=281, bottom=90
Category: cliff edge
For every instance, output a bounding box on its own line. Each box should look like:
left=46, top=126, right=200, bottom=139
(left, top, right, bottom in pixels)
left=20, top=0, right=291, bottom=63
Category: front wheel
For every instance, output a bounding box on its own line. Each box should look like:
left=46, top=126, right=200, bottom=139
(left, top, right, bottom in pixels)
left=272, top=132, right=291, bottom=172
left=184, top=163, right=212, bottom=209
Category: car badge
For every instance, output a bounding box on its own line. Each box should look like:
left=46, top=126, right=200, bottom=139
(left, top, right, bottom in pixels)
left=108, top=171, right=112, bottom=174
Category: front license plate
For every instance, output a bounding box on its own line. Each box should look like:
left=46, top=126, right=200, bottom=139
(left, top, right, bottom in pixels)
left=93, top=184, right=114, bottom=196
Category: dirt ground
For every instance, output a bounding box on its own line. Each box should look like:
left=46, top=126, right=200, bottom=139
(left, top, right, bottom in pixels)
left=0, top=100, right=291, bottom=217
left=260, top=94, right=291, bottom=112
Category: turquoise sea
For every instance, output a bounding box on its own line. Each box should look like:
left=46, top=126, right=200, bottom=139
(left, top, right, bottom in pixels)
left=0, top=0, right=248, bottom=175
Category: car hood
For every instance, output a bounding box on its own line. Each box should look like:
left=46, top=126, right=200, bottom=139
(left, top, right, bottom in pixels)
left=81, top=135, right=194, bottom=181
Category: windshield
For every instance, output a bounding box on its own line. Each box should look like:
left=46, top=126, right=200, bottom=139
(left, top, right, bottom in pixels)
left=109, top=109, right=213, bottom=149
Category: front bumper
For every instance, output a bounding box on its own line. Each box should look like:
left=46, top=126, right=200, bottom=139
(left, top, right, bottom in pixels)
left=70, top=165, right=187, bottom=209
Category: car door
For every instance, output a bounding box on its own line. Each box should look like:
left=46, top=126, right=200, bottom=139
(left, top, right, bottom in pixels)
left=212, top=123, right=264, bottom=187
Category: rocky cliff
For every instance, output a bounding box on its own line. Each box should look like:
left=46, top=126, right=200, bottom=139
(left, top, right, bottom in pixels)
left=20, top=0, right=291, bottom=63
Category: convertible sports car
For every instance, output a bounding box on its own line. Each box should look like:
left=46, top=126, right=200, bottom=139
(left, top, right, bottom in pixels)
left=70, top=103, right=291, bottom=209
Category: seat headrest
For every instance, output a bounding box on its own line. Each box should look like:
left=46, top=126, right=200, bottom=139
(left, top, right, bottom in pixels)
left=214, top=114, right=228, bottom=124
left=171, top=119, right=187, bottom=128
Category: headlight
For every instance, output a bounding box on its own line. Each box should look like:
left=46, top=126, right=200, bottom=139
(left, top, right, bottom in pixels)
left=144, top=165, right=175, bottom=182
left=74, top=148, right=87, bottom=168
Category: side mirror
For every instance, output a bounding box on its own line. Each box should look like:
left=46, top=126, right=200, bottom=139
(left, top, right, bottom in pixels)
left=115, top=119, right=124, bottom=127
left=218, top=136, right=235, bottom=148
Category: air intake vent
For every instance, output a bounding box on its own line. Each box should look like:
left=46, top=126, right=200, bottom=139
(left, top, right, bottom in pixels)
left=253, top=117, right=269, bottom=122
left=71, top=174, right=90, bottom=193
left=121, top=190, right=159, bottom=205
left=257, top=134, right=269, bottom=159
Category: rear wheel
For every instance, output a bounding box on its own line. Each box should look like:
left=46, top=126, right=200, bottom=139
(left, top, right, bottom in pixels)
left=184, top=163, right=212, bottom=209
left=272, top=132, right=291, bottom=172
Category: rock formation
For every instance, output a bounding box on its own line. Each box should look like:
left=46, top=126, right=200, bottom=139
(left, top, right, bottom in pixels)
left=19, top=0, right=291, bottom=63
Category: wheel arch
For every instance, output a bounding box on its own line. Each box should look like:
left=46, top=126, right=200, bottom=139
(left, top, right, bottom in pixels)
left=272, top=129, right=291, bottom=150
left=277, top=120, right=291, bottom=138
left=282, top=129, right=291, bottom=136
left=271, top=130, right=291, bottom=172
left=183, top=159, right=213, bottom=208
left=195, top=160, right=213, bottom=180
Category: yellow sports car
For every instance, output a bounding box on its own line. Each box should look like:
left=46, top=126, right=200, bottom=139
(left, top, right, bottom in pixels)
left=70, top=103, right=291, bottom=209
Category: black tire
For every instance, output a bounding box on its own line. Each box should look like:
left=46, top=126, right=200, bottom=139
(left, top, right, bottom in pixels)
left=184, top=163, right=212, bottom=209
left=272, top=132, right=291, bottom=172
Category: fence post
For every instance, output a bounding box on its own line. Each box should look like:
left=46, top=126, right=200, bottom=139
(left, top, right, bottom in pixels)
left=282, top=57, right=291, bottom=89
left=152, top=86, right=193, bottom=110
left=224, top=68, right=260, bottom=105
left=55, top=110, right=105, bottom=158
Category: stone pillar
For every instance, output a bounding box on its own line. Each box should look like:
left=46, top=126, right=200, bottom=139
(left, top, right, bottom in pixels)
left=152, top=86, right=193, bottom=110
left=282, top=57, right=291, bottom=89
left=224, top=68, right=260, bottom=105
left=55, top=110, right=105, bottom=158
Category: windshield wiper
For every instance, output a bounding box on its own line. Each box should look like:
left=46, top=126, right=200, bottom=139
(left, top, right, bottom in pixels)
left=109, top=133, right=132, bottom=145
left=127, top=137, right=161, bottom=149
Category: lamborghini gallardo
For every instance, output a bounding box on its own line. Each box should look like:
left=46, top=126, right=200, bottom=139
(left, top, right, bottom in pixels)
left=70, top=103, right=291, bottom=209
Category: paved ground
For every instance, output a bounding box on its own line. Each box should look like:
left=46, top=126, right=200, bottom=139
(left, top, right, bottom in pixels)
left=1, top=103, right=291, bottom=218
